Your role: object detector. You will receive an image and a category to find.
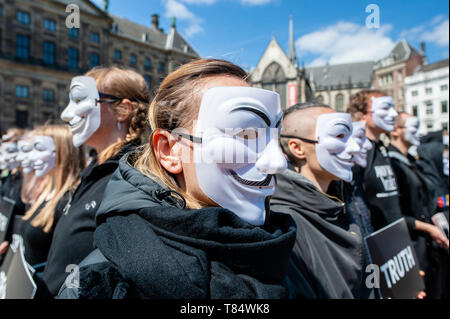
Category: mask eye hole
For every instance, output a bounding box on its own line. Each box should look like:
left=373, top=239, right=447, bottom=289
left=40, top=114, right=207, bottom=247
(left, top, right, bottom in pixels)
left=235, top=129, right=259, bottom=140
left=336, top=133, right=345, bottom=139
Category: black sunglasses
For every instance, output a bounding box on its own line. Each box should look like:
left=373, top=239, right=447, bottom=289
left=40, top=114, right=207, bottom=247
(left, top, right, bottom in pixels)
left=280, top=134, right=318, bottom=144
left=96, top=92, right=140, bottom=105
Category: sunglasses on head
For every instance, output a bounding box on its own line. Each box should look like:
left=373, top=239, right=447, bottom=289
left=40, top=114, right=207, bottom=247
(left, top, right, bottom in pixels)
left=96, top=92, right=140, bottom=105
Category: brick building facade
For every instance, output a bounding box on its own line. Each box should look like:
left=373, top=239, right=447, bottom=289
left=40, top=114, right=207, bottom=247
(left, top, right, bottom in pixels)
left=0, top=0, right=199, bottom=130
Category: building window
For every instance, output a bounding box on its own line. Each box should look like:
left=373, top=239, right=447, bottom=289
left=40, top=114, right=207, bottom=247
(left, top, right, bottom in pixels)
left=442, top=122, right=449, bottom=132
left=15, top=85, right=29, bottom=98
left=379, top=73, right=393, bottom=86
left=114, top=50, right=121, bottom=60
left=145, top=58, right=151, bottom=70
left=68, top=28, right=79, bottom=39
left=16, top=11, right=30, bottom=25
left=44, top=19, right=56, bottom=32
left=43, top=41, right=55, bottom=65
left=441, top=84, right=448, bottom=91
left=412, top=105, right=418, bottom=116
left=158, top=62, right=165, bottom=73
left=68, top=47, right=79, bottom=69
left=335, top=94, right=344, bottom=112
left=43, top=89, right=55, bottom=102
left=144, top=75, right=151, bottom=89
left=316, top=95, right=324, bottom=104
left=425, top=87, right=433, bottom=95
left=411, top=90, right=418, bottom=97
left=442, top=101, right=448, bottom=114
left=426, top=121, right=433, bottom=129
left=89, top=52, right=100, bottom=69
left=15, top=110, right=29, bottom=128
left=16, top=34, right=30, bottom=59
left=130, top=54, right=137, bottom=66
left=90, top=32, right=100, bottom=43
left=397, top=72, right=403, bottom=82
left=425, top=101, right=433, bottom=115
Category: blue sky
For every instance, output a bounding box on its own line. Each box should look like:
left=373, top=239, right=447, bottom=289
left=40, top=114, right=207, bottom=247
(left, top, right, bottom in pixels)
left=93, top=0, right=449, bottom=70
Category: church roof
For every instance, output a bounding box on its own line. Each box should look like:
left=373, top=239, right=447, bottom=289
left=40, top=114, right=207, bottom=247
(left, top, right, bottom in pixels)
left=306, top=61, right=375, bottom=91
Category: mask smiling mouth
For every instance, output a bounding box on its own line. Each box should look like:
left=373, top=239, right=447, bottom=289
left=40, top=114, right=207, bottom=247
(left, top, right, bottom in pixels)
left=336, top=154, right=354, bottom=164
left=69, top=117, right=85, bottom=128
left=228, top=169, right=273, bottom=187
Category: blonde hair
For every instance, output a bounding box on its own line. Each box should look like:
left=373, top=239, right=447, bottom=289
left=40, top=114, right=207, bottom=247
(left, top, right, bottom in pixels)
left=22, top=125, right=85, bottom=233
left=85, top=67, right=150, bottom=164
left=134, top=59, right=248, bottom=209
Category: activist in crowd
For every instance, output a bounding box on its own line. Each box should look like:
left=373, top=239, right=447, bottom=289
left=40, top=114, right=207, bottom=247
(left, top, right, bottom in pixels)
left=41, top=67, right=150, bottom=297
left=0, top=129, right=27, bottom=216
left=58, top=58, right=297, bottom=299
left=270, top=102, right=365, bottom=299
left=388, top=112, right=449, bottom=298
left=416, top=132, right=449, bottom=299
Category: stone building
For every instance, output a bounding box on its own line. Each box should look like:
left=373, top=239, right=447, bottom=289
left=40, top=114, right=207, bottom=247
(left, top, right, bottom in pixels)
left=405, top=59, right=449, bottom=134
left=373, top=39, right=425, bottom=112
left=251, top=17, right=374, bottom=111
left=0, top=0, right=198, bottom=130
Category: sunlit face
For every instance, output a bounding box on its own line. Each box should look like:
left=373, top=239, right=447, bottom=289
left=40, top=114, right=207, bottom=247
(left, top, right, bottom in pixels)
left=351, top=121, right=373, bottom=168
left=315, top=113, right=359, bottom=182
left=403, top=117, right=421, bottom=146
left=2, top=142, right=19, bottom=170
left=61, top=76, right=101, bottom=147
left=29, top=136, right=56, bottom=177
left=192, top=86, right=287, bottom=226
left=371, top=96, right=398, bottom=132
left=16, top=140, right=34, bottom=174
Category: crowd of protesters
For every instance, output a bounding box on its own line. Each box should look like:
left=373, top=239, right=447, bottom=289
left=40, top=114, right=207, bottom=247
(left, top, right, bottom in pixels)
left=0, top=59, right=448, bottom=299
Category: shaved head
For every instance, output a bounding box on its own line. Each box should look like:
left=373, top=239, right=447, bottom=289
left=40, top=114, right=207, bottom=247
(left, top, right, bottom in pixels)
left=395, top=112, right=412, bottom=128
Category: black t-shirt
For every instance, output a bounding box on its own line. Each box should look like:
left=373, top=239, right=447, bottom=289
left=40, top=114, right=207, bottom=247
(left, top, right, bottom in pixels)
left=359, top=140, right=415, bottom=231
left=20, top=192, right=69, bottom=266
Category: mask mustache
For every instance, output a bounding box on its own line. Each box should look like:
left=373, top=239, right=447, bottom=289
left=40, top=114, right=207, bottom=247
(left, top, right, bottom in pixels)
left=228, top=170, right=273, bottom=187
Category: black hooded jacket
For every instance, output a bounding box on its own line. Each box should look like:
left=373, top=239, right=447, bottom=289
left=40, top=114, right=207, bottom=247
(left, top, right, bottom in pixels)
left=42, top=142, right=138, bottom=297
left=270, top=167, right=364, bottom=299
left=417, top=142, right=449, bottom=198
left=58, top=153, right=297, bottom=299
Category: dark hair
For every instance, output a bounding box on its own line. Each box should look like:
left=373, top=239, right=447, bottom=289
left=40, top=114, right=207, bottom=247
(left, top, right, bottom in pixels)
left=347, top=89, right=387, bottom=120
left=283, top=101, right=332, bottom=119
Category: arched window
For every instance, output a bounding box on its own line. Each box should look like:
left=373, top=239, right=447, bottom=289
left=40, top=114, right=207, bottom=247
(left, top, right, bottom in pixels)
left=315, top=95, right=324, bottom=104
left=262, top=62, right=287, bottom=109
left=335, top=93, right=344, bottom=112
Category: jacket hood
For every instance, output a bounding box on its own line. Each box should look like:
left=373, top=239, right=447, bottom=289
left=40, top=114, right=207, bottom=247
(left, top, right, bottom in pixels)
left=272, top=166, right=345, bottom=222
left=93, top=152, right=297, bottom=298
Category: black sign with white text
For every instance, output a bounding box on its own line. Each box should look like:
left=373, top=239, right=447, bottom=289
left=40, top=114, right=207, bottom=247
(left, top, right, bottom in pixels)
left=364, top=218, right=425, bottom=299
left=0, top=197, right=15, bottom=245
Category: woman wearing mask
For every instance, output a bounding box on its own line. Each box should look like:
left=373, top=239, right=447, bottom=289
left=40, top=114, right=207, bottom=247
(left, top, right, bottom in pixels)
left=43, top=67, right=150, bottom=297
left=58, top=59, right=296, bottom=299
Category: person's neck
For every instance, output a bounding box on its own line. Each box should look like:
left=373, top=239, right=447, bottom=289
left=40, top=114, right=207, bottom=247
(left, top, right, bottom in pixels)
left=89, top=130, right=125, bottom=155
left=391, top=139, right=410, bottom=156
left=296, top=165, right=332, bottom=193
left=365, top=126, right=380, bottom=142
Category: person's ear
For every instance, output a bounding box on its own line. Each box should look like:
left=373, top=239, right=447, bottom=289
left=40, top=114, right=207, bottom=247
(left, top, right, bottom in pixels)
left=153, top=129, right=183, bottom=175
left=116, top=99, right=133, bottom=123
left=288, top=139, right=306, bottom=161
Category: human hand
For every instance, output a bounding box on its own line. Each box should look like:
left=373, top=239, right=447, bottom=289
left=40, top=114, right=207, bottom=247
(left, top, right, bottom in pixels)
left=429, top=225, right=449, bottom=249
left=0, top=241, right=9, bottom=255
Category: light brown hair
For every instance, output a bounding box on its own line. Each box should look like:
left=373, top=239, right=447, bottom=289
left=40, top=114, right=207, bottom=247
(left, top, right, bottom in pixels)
left=134, top=59, right=248, bottom=209
left=22, top=125, right=85, bottom=233
left=347, top=89, right=387, bottom=121
left=85, top=67, right=151, bottom=164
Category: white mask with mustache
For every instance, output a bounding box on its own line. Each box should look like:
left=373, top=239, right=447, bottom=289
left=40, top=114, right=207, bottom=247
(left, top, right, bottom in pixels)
left=315, top=113, right=358, bottom=182
left=371, top=96, right=398, bottom=132
left=3, top=142, right=20, bottom=170
left=192, top=87, right=287, bottom=226
left=351, top=121, right=373, bottom=168
left=17, top=140, right=34, bottom=174
left=30, top=136, right=56, bottom=177
left=61, top=76, right=101, bottom=147
left=404, top=117, right=421, bottom=146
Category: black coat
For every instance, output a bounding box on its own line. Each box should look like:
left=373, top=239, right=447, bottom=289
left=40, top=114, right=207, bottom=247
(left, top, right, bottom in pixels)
left=42, top=142, right=138, bottom=297
left=58, top=153, right=297, bottom=299
left=270, top=167, right=365, bottom=299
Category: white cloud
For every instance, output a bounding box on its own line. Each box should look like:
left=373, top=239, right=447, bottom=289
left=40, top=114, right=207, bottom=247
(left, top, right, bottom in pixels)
left=164, top=0, right=204, bottom=37
left=400, top=16, right=449, bottom=48
left=181, top=0, right=217, bottom=4
left=421, top=19, right=449, bottom=47
left=296, top=21, right=395, bottom=66
left=240, top=0, right=273, bottom=5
